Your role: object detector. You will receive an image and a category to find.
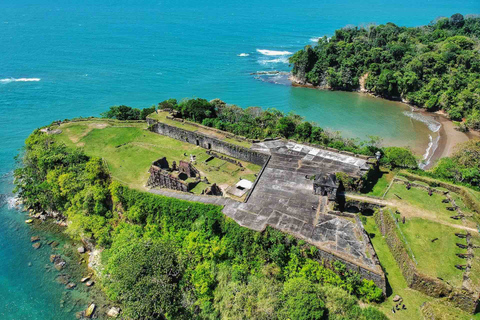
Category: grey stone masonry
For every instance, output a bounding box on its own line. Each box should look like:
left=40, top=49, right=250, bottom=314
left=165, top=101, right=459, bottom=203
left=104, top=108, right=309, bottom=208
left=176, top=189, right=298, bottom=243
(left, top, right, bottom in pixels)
left=147, top=123, right=385, bottom=292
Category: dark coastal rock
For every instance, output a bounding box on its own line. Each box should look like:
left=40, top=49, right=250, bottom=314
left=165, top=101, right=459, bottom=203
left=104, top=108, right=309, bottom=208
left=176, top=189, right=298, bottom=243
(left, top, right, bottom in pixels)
left=30, top=236, right=40, bottom=242
left=32, top=242, right=41, bottom=249
left=66, top=282, right=76, bottom=289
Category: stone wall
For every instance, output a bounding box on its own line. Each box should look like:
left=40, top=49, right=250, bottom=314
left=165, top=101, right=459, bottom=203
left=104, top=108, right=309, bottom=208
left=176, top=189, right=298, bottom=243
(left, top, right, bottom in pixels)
left=148, top=120, right=270, bottom=166
left=375, top=209, right=479, bottom=313
left=312, top=245, right=386, bottom=293
left=147, top=165, right=190, bottom=192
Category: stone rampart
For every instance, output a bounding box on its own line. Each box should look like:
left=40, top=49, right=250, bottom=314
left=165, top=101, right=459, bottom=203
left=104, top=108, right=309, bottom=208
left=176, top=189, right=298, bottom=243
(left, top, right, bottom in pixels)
left=311, top=245, right=386, bottom=293
left=375, top=209, right=479, bottom=313
left=148, top=121, right=270, bottom=166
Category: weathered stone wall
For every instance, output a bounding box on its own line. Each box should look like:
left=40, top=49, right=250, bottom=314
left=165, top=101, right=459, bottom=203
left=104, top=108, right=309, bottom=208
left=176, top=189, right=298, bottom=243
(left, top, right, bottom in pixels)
left=147, top=166, right=189, bottom=192
left=312, top=245, right=386, bottom=294
left=148, top=121, right=270, bottom=166
left=375, top=209, right=479, bottom=313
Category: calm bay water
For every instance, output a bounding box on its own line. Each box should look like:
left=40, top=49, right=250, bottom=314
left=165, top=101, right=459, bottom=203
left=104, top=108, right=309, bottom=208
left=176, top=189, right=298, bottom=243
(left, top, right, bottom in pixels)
left=1, top=1, right=479, bottom=318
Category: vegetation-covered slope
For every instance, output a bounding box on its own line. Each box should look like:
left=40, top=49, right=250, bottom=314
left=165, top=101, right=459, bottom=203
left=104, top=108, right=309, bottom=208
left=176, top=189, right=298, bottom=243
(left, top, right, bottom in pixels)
left=14, top=127, right=385, bottom=319
left=289, top=14, right=480, bottom=129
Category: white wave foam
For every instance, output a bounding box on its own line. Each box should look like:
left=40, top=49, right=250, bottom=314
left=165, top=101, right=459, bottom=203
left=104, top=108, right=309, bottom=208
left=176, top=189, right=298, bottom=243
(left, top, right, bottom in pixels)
left=0, top=78, right=41, bottom=83
left=256, top=49, right=292, bottom=56
left=419, top=134, right=440, bottom=169
left=238, top=53, right=250, bottom=57
left=6, top=196, right=19, bottom=210
left=310, top=37, right=321, bottom=42
left=257, top=57, right=289, bottom=65
left=403, top=111, right=441, bottom=133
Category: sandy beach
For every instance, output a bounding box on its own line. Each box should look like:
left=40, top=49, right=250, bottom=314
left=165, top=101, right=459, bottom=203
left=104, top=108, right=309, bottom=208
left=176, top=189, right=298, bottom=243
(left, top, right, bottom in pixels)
left=426, top=112, right=480, bottom=169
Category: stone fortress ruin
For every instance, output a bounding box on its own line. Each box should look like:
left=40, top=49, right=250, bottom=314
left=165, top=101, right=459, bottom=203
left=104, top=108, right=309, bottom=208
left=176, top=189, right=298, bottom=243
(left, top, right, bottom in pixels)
left=147, top=156, right=222, bottom=196
left=146, top=111, right=386, bottom=292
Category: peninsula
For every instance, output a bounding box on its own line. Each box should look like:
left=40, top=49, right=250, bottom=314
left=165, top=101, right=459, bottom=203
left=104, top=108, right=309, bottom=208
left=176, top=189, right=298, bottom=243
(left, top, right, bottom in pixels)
left=14, top=98, right=480, bottom=319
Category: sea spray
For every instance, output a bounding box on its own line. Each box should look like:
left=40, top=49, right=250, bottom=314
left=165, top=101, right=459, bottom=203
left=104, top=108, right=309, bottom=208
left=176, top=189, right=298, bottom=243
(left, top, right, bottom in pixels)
left=0, top=78, right=41, bottom=83
left=256, top=49, right=292, bottom=56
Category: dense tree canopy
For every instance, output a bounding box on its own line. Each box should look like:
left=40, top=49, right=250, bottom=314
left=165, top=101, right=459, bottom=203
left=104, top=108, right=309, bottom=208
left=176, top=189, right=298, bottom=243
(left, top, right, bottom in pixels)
left=432, top=140, right=480, bottom=186
left=289, top=14, right=480, bottom=129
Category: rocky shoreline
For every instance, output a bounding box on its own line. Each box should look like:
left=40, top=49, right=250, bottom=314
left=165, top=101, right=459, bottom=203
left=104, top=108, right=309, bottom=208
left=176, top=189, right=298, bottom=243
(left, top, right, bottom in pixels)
left=14, top=199, right=120, bottom=319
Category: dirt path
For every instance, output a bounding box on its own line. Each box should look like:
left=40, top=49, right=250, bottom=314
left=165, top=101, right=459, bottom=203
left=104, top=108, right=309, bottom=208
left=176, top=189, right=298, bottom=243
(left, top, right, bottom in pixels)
left=346, top=194, right=478, bottom=233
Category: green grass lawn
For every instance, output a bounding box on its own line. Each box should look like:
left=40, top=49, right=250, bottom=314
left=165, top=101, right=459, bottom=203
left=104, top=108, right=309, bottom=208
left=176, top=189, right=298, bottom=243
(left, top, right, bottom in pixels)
left=363, top=216, right=433, bottom=320
left=384, top=183, right=477, bottom=228
left=397, top=218, right=466, bottom=288
left=54, top=120, right=261, bottom=191
left=365, top=169, right=395, bottom=197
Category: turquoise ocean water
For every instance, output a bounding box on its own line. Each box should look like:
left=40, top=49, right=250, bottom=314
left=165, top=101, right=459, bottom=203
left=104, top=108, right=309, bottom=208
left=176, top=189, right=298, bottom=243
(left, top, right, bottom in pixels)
left=1, top=1, right=479, bottom=318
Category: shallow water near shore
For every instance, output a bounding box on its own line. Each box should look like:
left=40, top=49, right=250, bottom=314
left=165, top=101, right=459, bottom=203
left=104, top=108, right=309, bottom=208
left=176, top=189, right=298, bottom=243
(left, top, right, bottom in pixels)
left=1, top=0, right=479, bottom=318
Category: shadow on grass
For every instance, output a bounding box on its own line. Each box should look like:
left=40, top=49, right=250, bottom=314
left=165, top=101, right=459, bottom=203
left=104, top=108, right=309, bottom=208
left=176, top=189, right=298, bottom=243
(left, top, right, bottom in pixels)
left=360, top=168, right=389, bottom=194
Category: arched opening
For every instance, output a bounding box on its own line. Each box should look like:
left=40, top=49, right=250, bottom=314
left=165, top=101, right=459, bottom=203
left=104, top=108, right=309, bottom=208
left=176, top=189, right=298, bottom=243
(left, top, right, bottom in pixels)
left=196, top=139, right=200, bottom=146
left=207, top=143, right=211, bottom=149
left=361, top=208, right=375, bottom=216
left=345, top=206, right=360, bottom=213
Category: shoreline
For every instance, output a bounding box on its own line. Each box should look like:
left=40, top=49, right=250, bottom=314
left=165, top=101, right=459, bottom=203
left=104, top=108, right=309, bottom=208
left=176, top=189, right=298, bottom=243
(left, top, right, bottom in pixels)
left=427, top=112, right=480, bottom=168
left=288, top=75, right=479, bottom=168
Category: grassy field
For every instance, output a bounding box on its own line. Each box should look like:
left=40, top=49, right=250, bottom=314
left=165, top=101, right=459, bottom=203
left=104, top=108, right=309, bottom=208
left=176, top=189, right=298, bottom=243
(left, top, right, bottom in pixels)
left=385, top=183, right=478, bottom=229
left=365, top=169, right=395, bottom=197
left=363, top=216, right=433, bottom=320
left=397, top=218, right=466, bottom=288
left=421, top=300, right=480, bottom=320
left=54, top=120, right=261, bottom=192
left=148, top=111, right=252, bottom=148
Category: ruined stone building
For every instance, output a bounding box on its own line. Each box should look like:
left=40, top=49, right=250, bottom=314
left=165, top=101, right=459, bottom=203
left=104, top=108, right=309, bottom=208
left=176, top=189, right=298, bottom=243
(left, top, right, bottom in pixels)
left=314, top=173, right=339, bottom=201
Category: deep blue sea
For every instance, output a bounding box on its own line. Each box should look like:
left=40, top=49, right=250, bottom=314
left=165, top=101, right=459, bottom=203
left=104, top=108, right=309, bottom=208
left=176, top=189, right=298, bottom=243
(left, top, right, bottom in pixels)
left=1, top=1, right=479, bottom=318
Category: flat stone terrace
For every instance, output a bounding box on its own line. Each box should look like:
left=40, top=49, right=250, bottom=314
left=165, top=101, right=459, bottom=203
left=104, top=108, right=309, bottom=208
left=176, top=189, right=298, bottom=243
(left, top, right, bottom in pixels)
left=225, top=140, right=379, bottom=272
left=150, top=140, right=380, bottom=274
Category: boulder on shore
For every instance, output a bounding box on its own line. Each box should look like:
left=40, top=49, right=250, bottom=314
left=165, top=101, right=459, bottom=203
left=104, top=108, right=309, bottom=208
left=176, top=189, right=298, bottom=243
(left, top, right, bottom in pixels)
left=85, top=280, right=94, bottom=287
left=81, top=276, right=91, bottom=283
left=77, top=246, right=85, bottom=253
left=393, top=295, right=402, bottom=302
left=66, top=282, right=76, bottom=289
left=85, top=303, right=96, bottom=318
left=107, top=307, right=120, bottom=318
left=32, top=242, right=41, bottom=249
left=30, top=236, right=40, bottom=242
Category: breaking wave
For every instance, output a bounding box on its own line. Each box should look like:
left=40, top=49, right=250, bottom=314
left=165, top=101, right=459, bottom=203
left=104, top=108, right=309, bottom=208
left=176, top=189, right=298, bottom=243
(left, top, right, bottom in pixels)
left=419, top=134, right=440, bottom=169
left=257, top=56, right=289, bottom=65
left=310, top=37, right=321, bottom=43
left=0, top=78, right=41, bottom=83
left=256, top=49, right=292, bottom=56
left=237, top=53, right=250, bottom=57
left=403, top=111, right=441, bottom=132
